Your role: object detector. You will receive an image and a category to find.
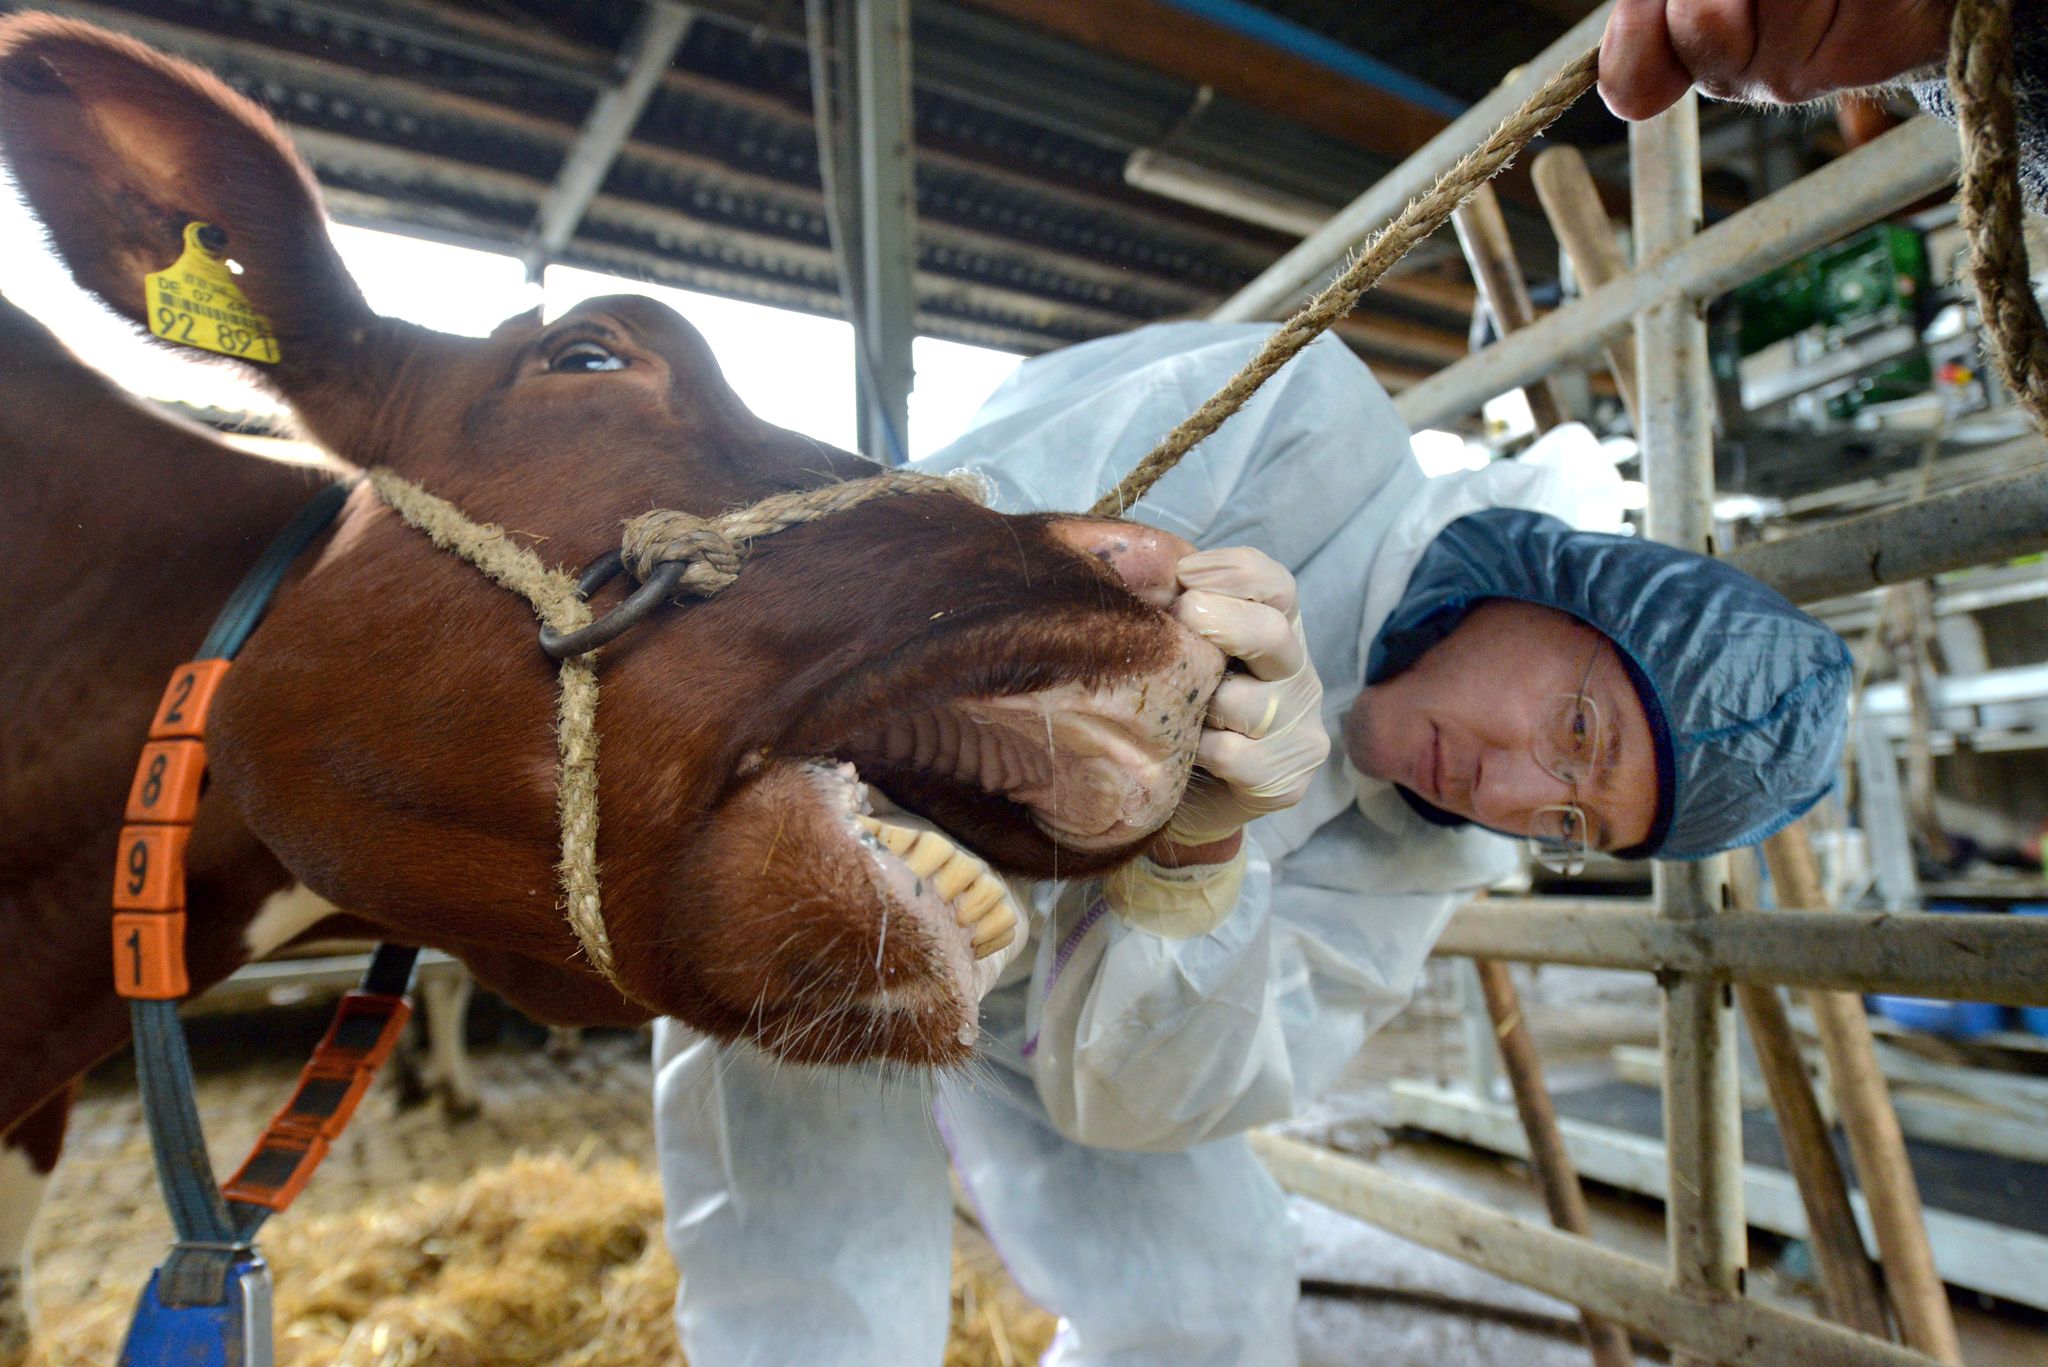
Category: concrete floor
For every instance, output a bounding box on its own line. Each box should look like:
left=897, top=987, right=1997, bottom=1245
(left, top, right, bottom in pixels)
left=1288, top=959, right=2048, bottom=1366
left=27, top=964, right=2048, bottom=1365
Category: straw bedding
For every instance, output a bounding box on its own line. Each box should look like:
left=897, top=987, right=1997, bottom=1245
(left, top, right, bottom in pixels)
left=27, top=1154, right=1053, bottom=1367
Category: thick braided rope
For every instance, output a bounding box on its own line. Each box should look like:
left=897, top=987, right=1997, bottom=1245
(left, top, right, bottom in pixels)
left=1088, top=48, right=1600, bottom=518
left=621, top=468, right=987, bottom=590
left=365, top=469, right=619, bottom=992
left=1952, top=0, right=2048, bottom=435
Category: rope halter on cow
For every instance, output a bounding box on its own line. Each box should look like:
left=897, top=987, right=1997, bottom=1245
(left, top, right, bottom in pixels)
left=364, top=465, right=989, bottom=1000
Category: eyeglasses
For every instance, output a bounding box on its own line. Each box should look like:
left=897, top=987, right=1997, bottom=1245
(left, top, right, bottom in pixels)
left=1527, top=637, right=1604, bottom=876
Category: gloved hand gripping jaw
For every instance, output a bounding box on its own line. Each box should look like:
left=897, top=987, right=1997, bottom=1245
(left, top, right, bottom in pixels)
left=1161, top=548, right=1329, bottom=846
left=1103, top=547, right=1327, bottom=939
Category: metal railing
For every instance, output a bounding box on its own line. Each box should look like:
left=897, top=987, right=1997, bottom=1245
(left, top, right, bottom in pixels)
left=1217, top=29, right=2048, bottom=1363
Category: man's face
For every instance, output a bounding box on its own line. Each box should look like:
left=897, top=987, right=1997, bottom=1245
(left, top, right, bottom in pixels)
left=1344, top=599, right=1659, bottom=854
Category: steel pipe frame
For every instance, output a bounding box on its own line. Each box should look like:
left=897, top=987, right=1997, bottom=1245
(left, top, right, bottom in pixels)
left=525, top=1, right=697, bottom=273
left=852, top=0, right=917, bottom=460
left=1392, top=114, right=1959, bottom=430
left=1631, top=98, right=1745, bottom=1367
left=29, top=0, right=1482, bottom=367
left=1721, top=464, right=2048, bottom=604
left=81, top=0, right=1294, bottom=282
left=299, top=133, right=1121, bottom=352
left=258, top=0, right=1477, bottom=332
left=1254, top=1134, right=1944, bottom=1367
left=1433, top=899, right=2048, bottom=1005
left=1210, top=2, right=1616, bottom=323
left=20, top=0, right=1248, bottom=348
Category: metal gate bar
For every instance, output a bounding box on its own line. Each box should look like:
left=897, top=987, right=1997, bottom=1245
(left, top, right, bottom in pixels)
left=1213, top=28, right=2048, bottom=1359
left=1254, top=1134, right=1944, bottom=1367
left=1432, top=902, right=2048, bottom=1004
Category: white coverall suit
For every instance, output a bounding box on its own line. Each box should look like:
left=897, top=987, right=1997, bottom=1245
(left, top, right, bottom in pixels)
left=653, top=322, right=1586, bottom=1366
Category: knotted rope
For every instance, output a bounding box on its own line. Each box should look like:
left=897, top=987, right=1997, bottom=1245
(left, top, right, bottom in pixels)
left=365, top=466, right=985, bottom=1002
left=621, top=469, right=981, bottom=593
left=1090, top=5, right=2048, bottom=518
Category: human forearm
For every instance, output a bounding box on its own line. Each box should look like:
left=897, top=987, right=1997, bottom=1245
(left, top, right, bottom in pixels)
left=1028, top=852, right=1294, bottom=1151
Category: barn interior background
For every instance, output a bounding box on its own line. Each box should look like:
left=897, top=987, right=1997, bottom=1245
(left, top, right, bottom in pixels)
left=5, top=0, right=2048, bottom=1363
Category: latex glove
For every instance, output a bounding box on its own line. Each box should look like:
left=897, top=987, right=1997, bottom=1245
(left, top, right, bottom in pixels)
left=1161, top=547, right=1330, bottom=847
left=1103, top=842, right=1248, bottom=940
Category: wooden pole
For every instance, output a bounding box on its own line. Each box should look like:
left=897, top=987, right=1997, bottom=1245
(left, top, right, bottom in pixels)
left=1732, top=980, right=1891, bottom=1334
left=1451, top=181, right=1572, bottom=429
left=1762, top=824, right=1964, bottom=1363
left=1723, top=853, right=1885, bottom=1334
left=1635, top=101, right=1745, bottom=1367
left=1256, top=1133, right=1948, bottom=1367
left=1475, top=959, right=1639, bottom=1367
left=1531, top=144, right=1643, bottom=431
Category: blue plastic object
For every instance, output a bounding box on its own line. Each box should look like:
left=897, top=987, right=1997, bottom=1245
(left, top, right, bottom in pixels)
left=1867, top=994, right=2007, bottom=1039
left=2017, top=905, right=2048, bottom=1036
left=1867, top=904, right=2011, bottom=1039
left=116, top=1257, right=272, bottom=1367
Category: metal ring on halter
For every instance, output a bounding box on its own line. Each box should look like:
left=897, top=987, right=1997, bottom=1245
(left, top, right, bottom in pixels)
left=538, top=551, right=689, bottom=659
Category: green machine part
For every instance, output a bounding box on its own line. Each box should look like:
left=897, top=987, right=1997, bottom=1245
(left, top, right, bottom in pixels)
left=1722, top=223, right=1933, bottom=418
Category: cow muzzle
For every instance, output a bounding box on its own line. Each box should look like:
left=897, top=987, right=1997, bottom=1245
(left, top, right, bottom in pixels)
left=832, top=518, right=1225, bottom=866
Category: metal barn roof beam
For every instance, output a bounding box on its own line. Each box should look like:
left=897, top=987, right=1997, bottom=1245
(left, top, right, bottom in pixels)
left=526, top=1, right=696, bottom=276
left=953, top=0, right=1453, bottom=165
left=851, top=0, right=916, bottom=461
left=1211, top=2, right=1614, bottom=323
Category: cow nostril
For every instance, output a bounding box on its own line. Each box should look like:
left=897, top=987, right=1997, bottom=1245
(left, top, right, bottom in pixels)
left=1047, top=517, right=1195, bottom=608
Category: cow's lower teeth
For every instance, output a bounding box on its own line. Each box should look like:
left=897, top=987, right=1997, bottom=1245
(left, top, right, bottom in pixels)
left=855, top=814, right=1018, bottom=958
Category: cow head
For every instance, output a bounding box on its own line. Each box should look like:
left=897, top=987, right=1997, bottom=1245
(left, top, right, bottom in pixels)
left=0, top=16, right=1224, bottom=1066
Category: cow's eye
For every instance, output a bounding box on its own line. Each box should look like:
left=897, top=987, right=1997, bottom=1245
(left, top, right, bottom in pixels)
left=549, top=341, right=626, bottom=373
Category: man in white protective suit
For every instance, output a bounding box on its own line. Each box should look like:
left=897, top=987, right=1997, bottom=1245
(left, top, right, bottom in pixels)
left=652, top=321, right=1851, bottom=1366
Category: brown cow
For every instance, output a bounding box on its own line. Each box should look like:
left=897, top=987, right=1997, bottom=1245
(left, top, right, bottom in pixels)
left=0, top=14, right=1223, bottom=1349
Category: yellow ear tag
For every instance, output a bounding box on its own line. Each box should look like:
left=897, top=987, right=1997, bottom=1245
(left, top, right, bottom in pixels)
left=144, top=222, right=280, bottom=364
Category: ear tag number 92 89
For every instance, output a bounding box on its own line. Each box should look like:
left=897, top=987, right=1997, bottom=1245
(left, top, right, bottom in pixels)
left=144, top=221, right=280, bottom=364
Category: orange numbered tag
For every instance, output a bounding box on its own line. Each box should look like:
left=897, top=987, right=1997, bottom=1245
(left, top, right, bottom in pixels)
left=113, top=911, right=190, bottom=999
left=223, top=992, right=412, bottom=1211
left=125, top=740, right=206, bottom=824
left=112, top=825, right=189, bottom=911
left=149, top=659, right=231, bottom=740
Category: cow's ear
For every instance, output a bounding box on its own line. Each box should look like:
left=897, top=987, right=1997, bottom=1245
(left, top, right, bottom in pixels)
left=0, top=15, right=374, bottom=386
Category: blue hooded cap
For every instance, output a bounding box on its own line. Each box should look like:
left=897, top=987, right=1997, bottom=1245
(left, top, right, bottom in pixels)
left=1366, top=508, right=1853, bottom=860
